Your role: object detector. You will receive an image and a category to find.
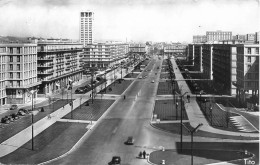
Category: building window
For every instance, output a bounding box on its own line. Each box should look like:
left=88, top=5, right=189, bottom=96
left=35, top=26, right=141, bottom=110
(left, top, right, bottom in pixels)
left=10, top=56, right=13, bottom=62
left=17, top=72, right=20, bottom=78
left=17, top=56, right=20, bottom=62
left=247, top=56, right=251, bottom=62
left=9, top=64, right=13, bottom=71
left=17, top=64, right=20, bottom=70
left=247, top=48, right=251, bottom=54
left=10, top=73, right=13, bottom=78
left=247, top=65, right=251, bottom=71
left=256, top=48, right=259, bottom=54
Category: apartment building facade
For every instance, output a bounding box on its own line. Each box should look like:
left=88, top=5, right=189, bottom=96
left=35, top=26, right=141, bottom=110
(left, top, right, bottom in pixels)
left=194, top=44, right=203, bottom=72
left=37, top=41, right=84, bottom=95
left=206, top=30, right=232, bottom=42
left=202, top=44, right=213, bottom=80
left=236, top=44, right=259, bottom=104
left=80, top=11, right=94, bottom=47
left=0, top=43, right=40, bottom=105
left=187, top=44, right=194, bottom=64
left=83, top=43, right=129, bottom=71
left=212, top=44, right=237, bottom=96
left=163, top=44, right=187, bottom=59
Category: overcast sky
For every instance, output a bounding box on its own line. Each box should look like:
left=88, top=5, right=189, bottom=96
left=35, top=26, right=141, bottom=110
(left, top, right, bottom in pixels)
left=0, top=0, right=259, bottom=42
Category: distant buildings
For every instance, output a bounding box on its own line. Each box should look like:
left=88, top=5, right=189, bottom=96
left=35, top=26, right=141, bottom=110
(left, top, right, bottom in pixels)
left=163, top=44, right=187, bottom=59
left=0, top=43, right=40, bottom=105
left=80, top=11, right=94, bottom=46
left=193, top=35, right=206, bottom=43
left=206, top=30, right=232, bottom=42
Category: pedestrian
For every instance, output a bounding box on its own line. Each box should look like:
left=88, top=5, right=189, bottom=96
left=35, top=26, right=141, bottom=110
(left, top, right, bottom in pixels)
left=143, top=150, right=146, bottom=159
left=139, top=151, right=143, bottom=158
left=124, top=95, right=126, bottom=100
left=90, top=93, right=91, bottom=98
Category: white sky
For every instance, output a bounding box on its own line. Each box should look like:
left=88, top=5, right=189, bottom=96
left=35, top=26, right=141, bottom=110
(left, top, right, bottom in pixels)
left=0, top=0, right=259, bottom=42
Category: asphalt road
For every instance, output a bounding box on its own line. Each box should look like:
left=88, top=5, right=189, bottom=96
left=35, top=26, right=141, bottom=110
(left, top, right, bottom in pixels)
left=49, top=58, right=177, bottom=165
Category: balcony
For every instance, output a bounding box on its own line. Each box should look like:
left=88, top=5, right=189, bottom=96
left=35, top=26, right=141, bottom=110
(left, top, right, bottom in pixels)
left=6, top=81, right=42, bottom=89
left=38, top=48, right=83, bottom=53
left=37, top=63, right=53, bottom=68
left=38, top=57, right=53, bottom=61
left=37, top=71, right=53, bottom=75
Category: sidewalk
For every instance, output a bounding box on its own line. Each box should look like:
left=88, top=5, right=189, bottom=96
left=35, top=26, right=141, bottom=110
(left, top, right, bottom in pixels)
left=170, top=59, right=259, bottom=138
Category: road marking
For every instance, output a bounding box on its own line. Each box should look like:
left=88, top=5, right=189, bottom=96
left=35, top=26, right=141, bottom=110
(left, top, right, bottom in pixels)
left=112, top=126, right=118, bottom=134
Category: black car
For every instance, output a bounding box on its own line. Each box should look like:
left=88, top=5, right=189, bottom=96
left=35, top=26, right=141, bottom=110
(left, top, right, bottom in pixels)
left=75, top=88, right=85, bottom=94
left=1, top=116, right=10, bottom=124
left=10, top=104, right=18, bottom=110
left=11, top=113, right=19, bottom=120
left=125, top=136, right=134, bottom=145
left=108, top=156, right=121, bottom=165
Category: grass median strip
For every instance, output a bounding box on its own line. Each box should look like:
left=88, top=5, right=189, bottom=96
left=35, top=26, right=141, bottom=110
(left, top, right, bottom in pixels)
left=0, top=122, right=88, bottom=165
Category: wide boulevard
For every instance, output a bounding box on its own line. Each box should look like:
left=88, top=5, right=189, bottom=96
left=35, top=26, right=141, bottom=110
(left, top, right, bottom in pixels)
left=49, top=58, right=176, bottom=165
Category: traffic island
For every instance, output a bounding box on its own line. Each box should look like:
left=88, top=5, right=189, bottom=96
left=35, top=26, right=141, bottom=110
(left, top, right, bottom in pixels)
left=102, top=80, right=133, bottom=95
left=149, top=147, right=256, bottom=165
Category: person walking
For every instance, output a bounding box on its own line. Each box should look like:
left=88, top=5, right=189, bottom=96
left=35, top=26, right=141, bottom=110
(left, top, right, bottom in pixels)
left=139, top=151, right=143, bottom=158
left=124, top=95, right=126, bottom=100
left=143, top=150, right=146, bottom=159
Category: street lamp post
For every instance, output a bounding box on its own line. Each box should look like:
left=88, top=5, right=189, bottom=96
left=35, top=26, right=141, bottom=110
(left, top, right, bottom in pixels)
left=180, top=91, right=188, bottom=151
left=176, top=102, right=178, bottom=120
left=28, top=88, right=38, bottom=150
left=69, top=79, right=74, bottom=119
left=210, top=106, right=213, bottom=126
left=182, top=123, right=203, bottom=165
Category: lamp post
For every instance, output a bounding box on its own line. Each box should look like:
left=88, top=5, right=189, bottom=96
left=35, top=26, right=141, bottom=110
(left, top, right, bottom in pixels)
left=210, top=106, right=213, bottom=126
left=176, top=102, right=178, bottom=120
left=27, top=88, right=38, bottom=150
left=68, top=78, right=74, bottom=119
left=180, top=91, right=188, bottom=151
left=182, top=123, right=203, bottom=165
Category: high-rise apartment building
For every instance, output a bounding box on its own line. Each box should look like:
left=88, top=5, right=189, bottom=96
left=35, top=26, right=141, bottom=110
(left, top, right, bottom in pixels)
left=187, top=44, right=194, bottom=65
left=212, top=44, right=237, bottom=96
left=80, top=11, right=94, bottom=47
left=194, top=44, right=203, bottom=72
left=0, top=43, right=40, bottom=105
left=206, top=30, right=232, bottom=42
left=83, top=43, right=129, bottom=70
left=202, top=44, right=213, bottom=80
left=37, top=40, right=84, bottom=95
left=236, top=44, right=259, bottom=104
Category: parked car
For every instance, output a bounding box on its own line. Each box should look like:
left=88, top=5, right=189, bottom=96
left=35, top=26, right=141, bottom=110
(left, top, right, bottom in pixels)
left=1, top=116, right=10, bottom=124
left=19, top=108, right=30, bottom=114
left=151, top=80, right=155, bottom=83
left=7, top=116, right=14, bottom=122
left=125, top=136, right=134, bottom=145
left=10, top=104, right=18, bottom=110
left=75, top=88, right=85, bottom=94
left=17, top=110, right=26, bottom=116
left=108, top=156, right=121, bottom=165
left=11, top=113, right=19, bottom=120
